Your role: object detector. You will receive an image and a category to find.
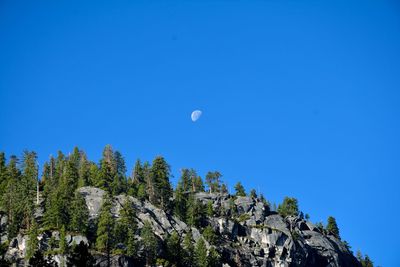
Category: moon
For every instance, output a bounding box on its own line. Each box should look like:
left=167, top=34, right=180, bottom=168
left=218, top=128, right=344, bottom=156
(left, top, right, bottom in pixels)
left=191, top=110, right=202, bottom=122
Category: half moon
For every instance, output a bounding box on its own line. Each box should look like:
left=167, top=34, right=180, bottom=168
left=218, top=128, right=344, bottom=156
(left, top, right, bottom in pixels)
left=191, top=110, right=202, bottom=122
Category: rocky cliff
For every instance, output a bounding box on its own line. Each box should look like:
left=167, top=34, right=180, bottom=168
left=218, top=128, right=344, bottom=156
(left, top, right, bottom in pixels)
left=3, top=186, right=360, bottom=267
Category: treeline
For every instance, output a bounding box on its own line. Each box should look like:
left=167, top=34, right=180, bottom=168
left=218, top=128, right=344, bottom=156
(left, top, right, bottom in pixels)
left=0, top=146, right=373, bottom=266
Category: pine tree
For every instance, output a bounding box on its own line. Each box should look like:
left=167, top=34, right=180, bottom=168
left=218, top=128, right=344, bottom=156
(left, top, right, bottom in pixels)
left=96, top=193, right=114, bottom=266
left=208, top=247, right=221, bottom=267
left=186, top=195, right=205, bottom=227
left=144, top=161, right=156, bottom=203
left=174, top=169, right=191, bottom=220
left=150, top=156, right=172, bottom=210
left=205, top=171, right=222, bottom=193
left=141, top=221, right=158, bottom=266
left=98, top=145, right=118, bottom=194
left=69, top=191, right=89, bottom=234
left=126, top=228, right=137, bottom=258
left=277, top=197, right=299, bottom=217
left=250, top=189, right=257, bottom=199
left=234, top=182, right=246, bottom=197
left=193, top=175, right=205, bottom=193
left=202, top=225, right=217, bottom=245
left=220, top=183, right=228, bottom=194
left=114, top=197, right=136, bottom=245
left=3, top=155, right=21, bottom=239
left=29, top=250, right=57, bottom=267
left=194, top=238, right=208, bottom=267
left=165, top=231, right=181, bottom=265
left=59, top=225, right=67, bottom=254
left=20, top=151, right=38, bottom=230
left=26, top=219, right=39, bottom=260
left=0, top=152, right=8, bottom=209
left=67, top=241, right=95, bottom=267
left=77, top=152, right=91, bottom=188
left=326, top=216, right=340, bottom=238
left=206, top=200, right=214, bottom=217
left=112, top=150, right=126, bottom=195
left=183, top=231, right=195, bottom=267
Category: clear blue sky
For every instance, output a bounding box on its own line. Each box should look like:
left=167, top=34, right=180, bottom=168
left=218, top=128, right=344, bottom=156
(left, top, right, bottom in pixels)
left=1, top=1, right=399, bottom=265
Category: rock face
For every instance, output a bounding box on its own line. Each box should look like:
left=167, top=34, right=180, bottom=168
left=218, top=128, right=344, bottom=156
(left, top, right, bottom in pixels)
left=3, top=187, right=360, bottom=267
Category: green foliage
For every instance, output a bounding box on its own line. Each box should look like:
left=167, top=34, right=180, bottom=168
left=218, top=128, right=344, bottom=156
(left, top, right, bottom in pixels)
left=26, top=220, right=39, bottom=260
left=66, top=241, right=95, bottom=267
left=234, top=182, right=246, bottom=197
left=69, top=191, right=89, bottom=234
left=194, top=238, right=208, bottom=267
left=205, top=171, right=222, bottom=193
left=126, top=228, right=137, bottom=258
left=208, top=247, right=221, bottom=267
left=250, top=189, right=257, bottom=199
left=150, top=156, right=173, bottom=210
left=28, top=250, right=57, bottom=267
left=326, top=216, right=340, bottom=238
left=114, top=197, right=137, bottom=245
left=141, top=221, right=158, bottom=266
left=277, top=197, right=299, bottom=217
left=165, top=231, right=182, bottom=265
left=237, top=213, right=251, bottom=223
left=186, top=195, right=205, bottom=227
left=206, top=200, right=214, bottom=217
left=220, top=183, right=228, bottom=194
left=182, top=231, right=195, bottom=267
left=97, top=145, right=126, bottom=195
left=3, top=155, right=22, bottom=239
left=59, top=225, right=67, bottom=254
left=356, top=250, right=374, bottom=267
left=95, top=194, right=114, bottom=253
left=202, top=226, right=217, bottom=245
left=20, top=151, right=38, bottom=230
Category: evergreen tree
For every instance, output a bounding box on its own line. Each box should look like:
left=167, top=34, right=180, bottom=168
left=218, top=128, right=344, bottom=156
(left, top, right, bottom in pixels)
left=277, top=197, right=299, bottom=217
left=69, top=191, right=89, bottom=234
left=77, top=152, right=91, bottom=188
left=0, top=152, right=8, bottom=208
left=357, top=251, right=374, bottom=267
left=183, top=231, right=195, bottom=267
left=96, top=193, right=114, bottom=266
left=128, top=159, right=144, bottom=197
left=150, top=156, right=172, bottom=210
left=234, top=182, right=246, bottom=197
left=250, top=189, right=257, bottom=199
left=126, top=228, right=137, bottom=258
left=193, top=175, right=205, bottom=193
left=98, top=145, right=118, bottom=194
left=220, top=183, right=228, bottom=194
left=114, top=197, right=136, bottom=245
left=202, top=225, right=217, bottom=245
left=194, top=238, right=208, bottom=267
left=141, top=221, right=158, bottom=266
left=205, top=171, right=222, bottom=193
left=206, top=200, right=214, bottom=217
left=67, top=241, right=95, bottom=267
left=165, top=231, right=181, bottom=265
left=20, top=151, right=38, bottom=230
left=144, top=161, right=156, bottom=203
left=3, top=155, right=21, bottom=239
left=208, top=247, right=221, bottom=267
left=112, top=150, right=126, bottom=195
left=186, top=195, right=205, bottom=227
left=29, top=250, right=57, bottom=267
left=326, top=216, right=340, bottom=238
left=59, top=225, right=67, bottom=254
left=174, top=169, right=192, bottom=220
left=26, top=220, right=39, bottom=260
